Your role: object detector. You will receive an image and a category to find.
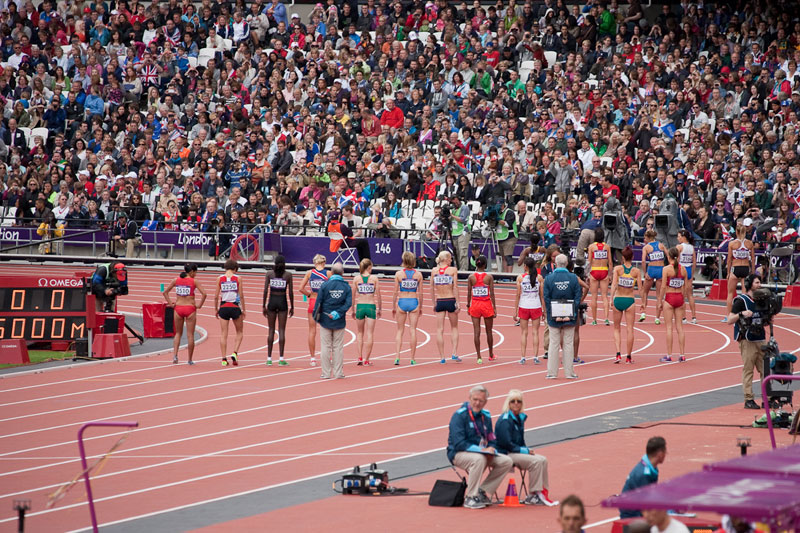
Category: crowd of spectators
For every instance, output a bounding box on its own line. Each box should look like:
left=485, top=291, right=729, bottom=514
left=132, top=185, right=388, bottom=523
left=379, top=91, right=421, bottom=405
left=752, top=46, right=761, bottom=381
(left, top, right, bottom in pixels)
left=1, top=0, right=800, bottom=255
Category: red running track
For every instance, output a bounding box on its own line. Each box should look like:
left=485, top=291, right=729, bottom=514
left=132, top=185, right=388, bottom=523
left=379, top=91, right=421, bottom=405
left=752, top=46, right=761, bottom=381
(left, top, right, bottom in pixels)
left=0, top=264, right=798, bottom=532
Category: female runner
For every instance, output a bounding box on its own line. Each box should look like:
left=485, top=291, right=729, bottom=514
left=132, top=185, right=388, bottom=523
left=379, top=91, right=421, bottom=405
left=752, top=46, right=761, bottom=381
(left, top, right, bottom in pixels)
left=262, top=255, right=294, bottom=366
left=215, top=259, right=246, bottom=366
left=610, top=246, right=641, bottom=364
left=586, top=228, right=613, bottom=325
left=467, top=255, right=497, bottom=364
left=677, top=229, right=698, bottom=324
left=724, top=223, right=755, bottom=321
left=656, top=247, right=688, bottom=363
left=299, top=254, right=328, bottom=366
left=431, top=250, right=462, bottom=364
left=515, top=234, right=548, bottom=326
left=514, top=256, right=544, bottom=365
left=639, top=229, right=667, bottom=324
left=392, top=251, right=424, bottom=365
left=162, top=263, right=207, bottom=365
left=352, top=258, right=381, bottom=366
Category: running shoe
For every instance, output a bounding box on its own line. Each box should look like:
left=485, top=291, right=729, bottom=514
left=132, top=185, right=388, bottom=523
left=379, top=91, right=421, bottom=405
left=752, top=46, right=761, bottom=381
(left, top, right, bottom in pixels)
left=691, top=317, right=697, bottom=324
left=655, top=318, right=661, bottom=325
left=222, top=357, right=229, bottom=366
left=278, top=360, right=289, bottom=366
left=659, top=356, right=673, bottom=363
left=592, top=319, right=597, bottom=325
left=440, top=358, right=447, bottom=364
left=533, top=356, right=541, bottom=365
left=573, top=357, right=584, bottom=364
left=626, top=355, right=633, bottom=364
left=477, top=357, right=483, bottom=365
left=394, top=358, right=400, bottom=365
left=682, top=318, right=687, bottom=324
left=310, top=358, right=317, bottom=367
left=515, top=319, right=520, bottom=326
left=520, top=357, right=526, bottom=364
left=363, top=361, right=373, bottom=366
left=231, top=352, right=238, bottom=366
left=614, top=354, right=622, bottom=364
left=173, top=356, right=178, bottom=364
left=638, top=312, right=646, bottom=322
left=679, top=355, right=686, bottom=362
left=720, top=317, right=727, bottom=323
left=535, top=490, right=559, bottom=507
left=357, top=358, right=363, bottom=366
left=543, top=352, right=548, bottom=359
left=451, top=354, right=462, bottom=363
left=410, top=359, right=416, bottom=365
left=605, top=319, right=610, bottom=326
left=488, top=354, right=496, bottom=362
left=266, top=359, right=273, bottom=366
left=187, top=360, right=195, bottom=365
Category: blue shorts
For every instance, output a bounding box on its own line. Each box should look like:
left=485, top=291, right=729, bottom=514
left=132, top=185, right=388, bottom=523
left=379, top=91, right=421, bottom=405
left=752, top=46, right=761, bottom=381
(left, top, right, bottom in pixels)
left=647, top=266, right=663, bottom=280
left=683, top=266, right=692, bottom=280
left=398, top=297, right=419, bottom=313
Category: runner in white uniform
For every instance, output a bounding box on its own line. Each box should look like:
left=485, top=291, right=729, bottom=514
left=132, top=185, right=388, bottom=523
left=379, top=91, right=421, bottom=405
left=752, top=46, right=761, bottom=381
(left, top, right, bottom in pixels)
left=215, top=258, right=246, bottom=367
left=677, top=230, right=697, bottom=324
left=514, top=256, right=545, bottom=364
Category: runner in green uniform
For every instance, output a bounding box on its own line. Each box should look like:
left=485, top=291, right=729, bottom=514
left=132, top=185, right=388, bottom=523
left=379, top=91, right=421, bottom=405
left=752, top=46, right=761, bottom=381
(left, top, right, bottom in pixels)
left=351, top=258, right=381, bottom=366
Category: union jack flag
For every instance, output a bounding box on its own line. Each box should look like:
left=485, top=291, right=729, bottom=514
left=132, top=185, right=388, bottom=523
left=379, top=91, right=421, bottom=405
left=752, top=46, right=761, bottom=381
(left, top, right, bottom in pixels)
left=163, top=27, right=180, bottom=46
left=139, top=64, right=159, bottom=86
left=719, top=223, right=732, bottom=249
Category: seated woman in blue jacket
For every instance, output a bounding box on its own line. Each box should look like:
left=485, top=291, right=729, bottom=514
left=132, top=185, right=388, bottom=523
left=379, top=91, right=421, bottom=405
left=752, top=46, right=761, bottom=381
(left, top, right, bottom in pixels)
left=494, top=389, right=558, bottom=506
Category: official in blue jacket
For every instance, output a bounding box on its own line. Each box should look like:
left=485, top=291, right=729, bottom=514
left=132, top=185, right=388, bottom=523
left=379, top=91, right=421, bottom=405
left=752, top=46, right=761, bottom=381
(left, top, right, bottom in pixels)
left=495, top=390, right=557, bottom=506
left=312, top=263, right=352, bottom=379
left=543, top=253, right=582, bottom=379
left=619, top=436, right=667, bottom=518
left=446, top=385, right=513, bottom=509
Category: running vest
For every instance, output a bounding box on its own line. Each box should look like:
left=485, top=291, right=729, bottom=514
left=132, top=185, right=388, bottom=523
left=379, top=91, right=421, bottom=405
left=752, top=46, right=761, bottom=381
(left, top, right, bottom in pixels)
left=357, top=274, right=375, bottom=294
left=679, top=244, right=694, bottom=269
left=519, top=274, right=541, bottom=309
left=647, top=242, right=665, bottom=263
left=472, top=272, right=490, bottom=300
left=667, top=266, right=685, bottom=289
left=269, top=275, right=288, bottom=294
left=219, top=274, right=240, bottom=306
left=175, top=276, right=195, bottom=297
left=592, top=242, right=609, bottom=263
left=732, top=241, right=750, bottom=260
left=434, top=267, right=454, bottom=286
left=309, top=269, right=328, bottom=295
left=400, top=269, right=418, bottom=292
left=531, top=247, right=546, bottom=264
left=618, top=265, right=635, bottom=289
left=495, top=208, right=518, bottom=241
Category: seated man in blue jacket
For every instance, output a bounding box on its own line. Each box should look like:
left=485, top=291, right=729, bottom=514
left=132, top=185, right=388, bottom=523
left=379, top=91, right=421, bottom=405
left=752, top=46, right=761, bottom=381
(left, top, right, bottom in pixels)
left=312, top=263, right=352, bottom=379
left=619, top=436, right=667, bottom=518
left=446, top=385, right=513, bottom=509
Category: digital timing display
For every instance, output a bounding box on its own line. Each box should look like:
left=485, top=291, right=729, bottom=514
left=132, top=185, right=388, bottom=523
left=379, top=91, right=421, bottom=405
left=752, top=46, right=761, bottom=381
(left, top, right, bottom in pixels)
left=0, top=288, right=86, bottom=313
left=0, top=316, right=86, bottom=340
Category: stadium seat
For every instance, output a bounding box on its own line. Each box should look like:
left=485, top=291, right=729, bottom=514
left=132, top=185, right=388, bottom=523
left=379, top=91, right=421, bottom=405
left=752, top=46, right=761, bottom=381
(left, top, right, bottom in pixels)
left=521, top=60, right=536, bottom=71
left=544, top=51, right=557, bottom=67
left=31, top=128, right=48, bottom=148
left=222, top=39, right=233, bottom=51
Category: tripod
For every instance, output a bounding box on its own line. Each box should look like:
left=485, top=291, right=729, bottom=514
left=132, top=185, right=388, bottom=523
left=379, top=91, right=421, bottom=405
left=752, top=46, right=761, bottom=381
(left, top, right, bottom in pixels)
left=437, top=220, right=456, bottom=264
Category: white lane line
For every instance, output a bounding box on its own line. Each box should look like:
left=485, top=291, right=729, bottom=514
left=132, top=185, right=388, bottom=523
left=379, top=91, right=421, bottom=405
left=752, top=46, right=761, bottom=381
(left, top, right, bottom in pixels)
left=54, top=375, right=763, bottom=533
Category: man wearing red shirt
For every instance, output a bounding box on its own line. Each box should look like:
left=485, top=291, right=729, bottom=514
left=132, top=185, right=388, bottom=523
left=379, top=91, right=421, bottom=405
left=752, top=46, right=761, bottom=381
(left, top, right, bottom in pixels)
left=380, top=99, right=405, bottom=129
left=417, top=171, right=440, bottom=202
left=601, top=175, right=620, bottom=202
left=484, top=42, right=500, bottom=68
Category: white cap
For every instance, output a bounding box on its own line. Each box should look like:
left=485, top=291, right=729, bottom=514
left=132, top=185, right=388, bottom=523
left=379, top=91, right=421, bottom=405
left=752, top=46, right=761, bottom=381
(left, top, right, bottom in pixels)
left=96, top=174, right=108, bottom=181
left=409, top=31, right=418, bottom=41
left=291, top=12, right=300, bottom=18
left=743, top=217, right=753, bottom=227
left=126, top=171, right=137, bottom=179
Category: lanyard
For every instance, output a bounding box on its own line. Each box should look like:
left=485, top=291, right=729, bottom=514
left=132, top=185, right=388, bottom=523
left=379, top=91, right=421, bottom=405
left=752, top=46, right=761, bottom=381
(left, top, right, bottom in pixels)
left=468, top=409, right=487, bottom=442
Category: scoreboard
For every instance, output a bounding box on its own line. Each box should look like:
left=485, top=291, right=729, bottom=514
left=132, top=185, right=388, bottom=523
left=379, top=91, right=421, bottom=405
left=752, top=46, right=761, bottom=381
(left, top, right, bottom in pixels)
left=0, top=276, right=95, bottom=341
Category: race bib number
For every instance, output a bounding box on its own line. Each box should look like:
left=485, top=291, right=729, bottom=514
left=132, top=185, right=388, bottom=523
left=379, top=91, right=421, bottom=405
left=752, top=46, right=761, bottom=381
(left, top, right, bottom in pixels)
left=401, top=279, right=418, bottom=290
left=733, top=249, right=750, bottom=260
left=521, top=281, right=533, bottom=292
left=650, top=251, right=665, bottom=261
left=668, top=278, right=684, bottom=289
left=433, top=275, right=452, bottom=285
left=532, top=252, right=545, bottom=262
left=594, top=250, right=608, bottom=259
left=618, top=277, right=635, bottom=288
left=220, top=281, right=238, bottom=292
left=270, top=278, right=287, bottom=289
left=472, top=286, right=489, bottom=297
left=175, top=285, right=191, bottom=296
left=309, top=279, right=324, bottom=290
left=357, top=283, right=375, bottom=294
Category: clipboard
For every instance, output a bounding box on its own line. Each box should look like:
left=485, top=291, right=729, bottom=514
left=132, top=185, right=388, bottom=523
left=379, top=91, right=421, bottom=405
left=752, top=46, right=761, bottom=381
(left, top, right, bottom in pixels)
left=551, top=300, right=574, bottom=319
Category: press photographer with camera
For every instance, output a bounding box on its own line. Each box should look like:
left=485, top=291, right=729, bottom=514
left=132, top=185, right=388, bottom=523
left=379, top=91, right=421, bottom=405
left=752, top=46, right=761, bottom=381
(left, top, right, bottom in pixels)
left=726, top=274, right=767, bottom=410
left=448, top=196, right=472, bottom=270
left=91, top=262, right=129, bottom=312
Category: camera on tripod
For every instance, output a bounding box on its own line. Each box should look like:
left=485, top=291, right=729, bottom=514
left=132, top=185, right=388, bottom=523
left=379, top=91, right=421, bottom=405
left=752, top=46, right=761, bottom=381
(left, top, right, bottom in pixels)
left=483, top=199, right=503, bottom=228
left=439, top=205, right=452, bottom=227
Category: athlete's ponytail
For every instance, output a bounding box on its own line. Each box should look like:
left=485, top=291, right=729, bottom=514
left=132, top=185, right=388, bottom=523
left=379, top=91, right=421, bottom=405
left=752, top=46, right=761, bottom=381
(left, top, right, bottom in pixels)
left=180, top=263, right=198, bottom=278
left=524, top=256, right=537, bottom=277
left=668, top=247, right=680, bottom=273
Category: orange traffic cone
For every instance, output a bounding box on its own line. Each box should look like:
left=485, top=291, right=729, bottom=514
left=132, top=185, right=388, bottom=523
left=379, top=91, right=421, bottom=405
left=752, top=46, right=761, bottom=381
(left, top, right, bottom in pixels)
left=499, top=477, right=524, bottom=507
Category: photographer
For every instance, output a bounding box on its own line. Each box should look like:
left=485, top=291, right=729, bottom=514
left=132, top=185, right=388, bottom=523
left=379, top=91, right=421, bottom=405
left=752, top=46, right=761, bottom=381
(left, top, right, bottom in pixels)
left=449, top=196, right=471, bottom=270
left=726, top=274, right=766, bottom=410
left=91, top=262, right=129, bottom=312
left=493, top=196, right=518, bottom=273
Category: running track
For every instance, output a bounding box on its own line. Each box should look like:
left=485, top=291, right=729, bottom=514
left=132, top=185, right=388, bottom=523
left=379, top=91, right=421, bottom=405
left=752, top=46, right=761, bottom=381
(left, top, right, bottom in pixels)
left=1, top=264, right=798, bottom=532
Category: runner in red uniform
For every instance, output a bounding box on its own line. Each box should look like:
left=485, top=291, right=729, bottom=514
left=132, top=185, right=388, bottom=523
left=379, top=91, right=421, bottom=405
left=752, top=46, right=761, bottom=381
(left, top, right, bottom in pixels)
left=656, top=248, right=688, bottom=363
left=467, top=255, right=497, bottom=364
left=162, top=263, right=207, bottom=365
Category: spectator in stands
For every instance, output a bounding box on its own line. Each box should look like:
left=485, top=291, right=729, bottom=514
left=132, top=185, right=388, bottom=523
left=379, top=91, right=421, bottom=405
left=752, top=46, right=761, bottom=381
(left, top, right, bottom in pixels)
left=111, top=211, right=141, bottom=258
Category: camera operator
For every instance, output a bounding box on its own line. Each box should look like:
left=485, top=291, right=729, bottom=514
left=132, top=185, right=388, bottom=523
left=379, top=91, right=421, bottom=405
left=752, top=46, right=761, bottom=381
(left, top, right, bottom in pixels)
left=726, top=274, right=766, bottom=410
left=111, top=212, right=142, bottom=258
left=493, top=196, right=518, bottom=273
left=449, top=196, right=471, bottom=269
left=90, top=262, right=129, bottom=312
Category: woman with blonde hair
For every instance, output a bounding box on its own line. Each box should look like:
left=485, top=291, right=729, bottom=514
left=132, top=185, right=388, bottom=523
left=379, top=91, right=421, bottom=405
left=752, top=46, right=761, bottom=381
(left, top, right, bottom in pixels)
left=494, top=390, right=558, bottom=506
left=431, top=250, right=461, bottom=364
left=299, top=254, right=329, bottom=367
left=724, top=222, right=755, bottom=321
left=352, top=258, right=381, bottom=366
